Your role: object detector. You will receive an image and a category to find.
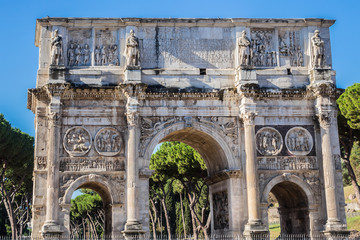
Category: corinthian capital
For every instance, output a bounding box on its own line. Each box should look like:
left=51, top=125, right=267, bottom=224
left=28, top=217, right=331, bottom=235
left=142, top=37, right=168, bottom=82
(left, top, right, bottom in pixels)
left=120, top=83, right=147, bottom=98
left=47, top=111, right=61, bottom=126
left=240, top=110, right=257, bottom=126
left=317, top=111, right=332, bottom=128
left=126, top=110, right=139, bottom=126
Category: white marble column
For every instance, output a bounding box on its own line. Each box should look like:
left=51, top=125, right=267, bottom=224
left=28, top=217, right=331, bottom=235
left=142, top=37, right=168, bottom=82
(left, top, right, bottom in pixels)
left=42, top=84, right=66, bottom=236
left=317, top=109, right=342, bottom=230
left=241, top=110, right=267, bottom=235
left=121, top=84, right=147, bottom=234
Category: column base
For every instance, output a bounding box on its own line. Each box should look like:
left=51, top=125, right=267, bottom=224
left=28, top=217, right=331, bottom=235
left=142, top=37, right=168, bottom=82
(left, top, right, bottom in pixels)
left=243, top=220, right=269, bottom=239
left=41, top=221, right=63, bottom=239
left=122, top=221, right=145, bottom=240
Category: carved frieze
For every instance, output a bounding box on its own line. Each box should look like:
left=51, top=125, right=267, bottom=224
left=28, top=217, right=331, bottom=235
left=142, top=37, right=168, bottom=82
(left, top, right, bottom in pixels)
left=213, top=190, right=229, bottom=230
left=63, top=127, right=92, bottom=157
left=59, top=157, right=125, bottom=172
left=250, top=29, right=276, bottom=67
left=257, top=156, right=318, bottom=170
left=94, top=128, right=123, bottom=156
left=256, top=127, right=283, bottom=156
left=278, top=30, right=303, bottom=67
left=285, top=127, right=313, bottom=156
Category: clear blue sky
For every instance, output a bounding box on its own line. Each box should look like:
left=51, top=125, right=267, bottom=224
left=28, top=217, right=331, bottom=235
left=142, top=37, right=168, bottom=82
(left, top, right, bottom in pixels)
left=0, top=0, right=358, bottom=136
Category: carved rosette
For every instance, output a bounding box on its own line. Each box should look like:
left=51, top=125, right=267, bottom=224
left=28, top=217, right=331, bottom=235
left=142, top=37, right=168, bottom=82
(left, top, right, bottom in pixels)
left=256, top=127, right=283, bottom=156
left=63, top=127, right=92, bottom=157
left=94, top=127, right=123, bottom=156
left=285, top=127, right=313, bottom=156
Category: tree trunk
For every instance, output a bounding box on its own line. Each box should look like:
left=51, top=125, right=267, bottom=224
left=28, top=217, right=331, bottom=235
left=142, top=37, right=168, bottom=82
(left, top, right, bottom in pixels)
left=180, top=192, right=187, bottom=237
left=149, top=209, right=157, bottom=240
left=161, top=199, right=172, bottom=240
left=343, top=157, right=360, bottom=205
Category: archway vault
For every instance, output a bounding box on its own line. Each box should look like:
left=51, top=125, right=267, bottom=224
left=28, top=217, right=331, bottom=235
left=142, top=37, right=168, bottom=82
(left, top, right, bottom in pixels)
left=142, top=121, right=237, bottom=176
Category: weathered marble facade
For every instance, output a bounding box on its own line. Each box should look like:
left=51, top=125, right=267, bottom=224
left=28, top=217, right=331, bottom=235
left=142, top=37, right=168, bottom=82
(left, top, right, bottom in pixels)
left=28, top=18, right=348, bottom=239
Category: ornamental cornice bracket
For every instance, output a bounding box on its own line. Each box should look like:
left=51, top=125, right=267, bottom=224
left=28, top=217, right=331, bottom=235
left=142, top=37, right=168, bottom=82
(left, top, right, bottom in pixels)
left=307, top=81, right=335, bottom=99
left=44, top=82, right=71, bottom=98
left=118, top=83, right=147, bottom=99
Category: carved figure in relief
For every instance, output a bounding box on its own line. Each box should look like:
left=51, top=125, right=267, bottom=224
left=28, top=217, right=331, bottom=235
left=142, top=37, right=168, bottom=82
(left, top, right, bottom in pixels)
left=82, top=44, right=90, bottom=65
left=126, top=30, right=140, bottom=67
left=50, top=29, right=63, bottom=65
left=213, top=191, right=229, bottom=230
left=95, top=128, right=122, bottom=156
left=100, top=46, right=107, bottom=65
left=63, top=127, right=91, bottom=157
left=311, top=30, right=325, bottom=68
left=238, top=30, right=251, bottom=66
left=256, top=127, right=283, bottom=156
left=74, top=44, right=82, bottom=65
left=285, top=127, right=313, bottom=156
left=94, top=46, right=100, bottom=65
left=67, top=42, right=75, bottom=66
left=296, top=46, right=304, bottom=67
left=110, top=45, right=119, bottom=65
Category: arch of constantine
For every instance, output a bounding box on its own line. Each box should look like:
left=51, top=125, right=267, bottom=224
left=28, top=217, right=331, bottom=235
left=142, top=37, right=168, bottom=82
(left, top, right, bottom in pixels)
left=28, top=17, right=348, bottom=239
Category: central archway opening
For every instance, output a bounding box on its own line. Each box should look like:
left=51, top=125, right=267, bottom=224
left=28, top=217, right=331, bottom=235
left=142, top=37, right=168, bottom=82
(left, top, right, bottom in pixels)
left=145, top=126, right=232, bottom=239
left=267, top=181, right=310, bottom=237
left=69, top=182, right=112, bottom=239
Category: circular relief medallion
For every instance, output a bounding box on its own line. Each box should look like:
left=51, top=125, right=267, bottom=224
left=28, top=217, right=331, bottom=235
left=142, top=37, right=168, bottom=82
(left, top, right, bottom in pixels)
left=256, top=127, right=283, bottom=156
left=94, top=127, right=123, bottom=156
left=285, top=127, right=313, bottom=156
left=63, top=127, right=92, bottom=157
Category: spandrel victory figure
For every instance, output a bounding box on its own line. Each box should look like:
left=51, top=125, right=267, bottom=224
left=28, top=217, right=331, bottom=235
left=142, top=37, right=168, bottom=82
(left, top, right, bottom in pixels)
left=311, top=30, right=325, bottom=68
left=50, top=29, right=63, bottom=65
left=238, top=30, right=251, bottom=66
left=126, top=30, right=140, bottom=67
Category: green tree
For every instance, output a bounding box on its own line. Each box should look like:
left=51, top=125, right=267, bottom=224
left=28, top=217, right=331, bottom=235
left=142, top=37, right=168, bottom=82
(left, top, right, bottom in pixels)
left=70, top=189, right=104, bottom=239
left=150, top=142, right=210, bottom=240
left=337, top=84, right=360, bottom=205
left=0, top=114, right=34, bottom=239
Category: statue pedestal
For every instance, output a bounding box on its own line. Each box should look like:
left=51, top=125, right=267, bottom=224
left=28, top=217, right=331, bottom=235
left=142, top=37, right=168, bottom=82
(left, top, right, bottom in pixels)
left=49, top=65, right=66, bottom=83
left=41, top=222, right=63, bottom=240
left=124, top=66, right=141, bottom=83
left=122, top=222, right=145, bottom=240
left=236, top=67, right=259, bottom=90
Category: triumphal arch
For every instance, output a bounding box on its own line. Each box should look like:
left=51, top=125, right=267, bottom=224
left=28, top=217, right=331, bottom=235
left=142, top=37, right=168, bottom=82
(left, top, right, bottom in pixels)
left=28, top=17, right=348, bottom=238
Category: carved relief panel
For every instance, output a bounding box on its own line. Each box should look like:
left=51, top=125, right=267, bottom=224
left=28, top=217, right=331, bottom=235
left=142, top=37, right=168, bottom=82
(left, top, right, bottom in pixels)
left=250, top=29, right=276, bottom=67
left=285, top=127, right=313, bottom=156
left=256, top=127, right=283, bottom=156
left=67, top=28, right=92, bottom=66
left=213, top=190, right=229, bottom=230
left=94, top=127, right=123, bottom=156
left=278, top=30, right=303, bottom=67
left=95, top=29, right=119, bottom=66
left=63, top=127, right=92, bottom=157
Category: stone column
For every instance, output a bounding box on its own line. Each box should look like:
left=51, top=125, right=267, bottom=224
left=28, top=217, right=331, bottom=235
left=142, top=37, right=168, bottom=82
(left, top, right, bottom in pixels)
left=121, top=84, right=147, bottom=238
left=317, top=108, right=343, bottom=231
left=42, top=84, right=68, bottom=237
left=240, top=109, right=267, bottom=236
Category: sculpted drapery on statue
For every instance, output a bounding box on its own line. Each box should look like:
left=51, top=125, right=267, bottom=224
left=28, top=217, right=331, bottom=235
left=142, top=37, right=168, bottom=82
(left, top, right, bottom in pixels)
left=50, top=29, right=63, bottom=66
left=311, top=30, right=325, bottom=68
left=126, top=30, right=140, bottom=68
left=238, top=30, right=251, bottom=66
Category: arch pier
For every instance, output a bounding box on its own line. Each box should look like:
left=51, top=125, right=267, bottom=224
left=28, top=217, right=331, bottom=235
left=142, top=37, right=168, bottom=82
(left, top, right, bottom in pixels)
left=29, top=18, right=348, bottom=239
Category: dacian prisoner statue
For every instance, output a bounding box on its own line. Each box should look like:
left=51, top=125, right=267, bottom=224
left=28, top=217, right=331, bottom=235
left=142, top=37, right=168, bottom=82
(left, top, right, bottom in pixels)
left=28, top=18, right=349, bottom=240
